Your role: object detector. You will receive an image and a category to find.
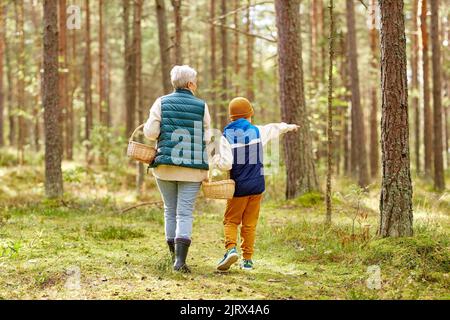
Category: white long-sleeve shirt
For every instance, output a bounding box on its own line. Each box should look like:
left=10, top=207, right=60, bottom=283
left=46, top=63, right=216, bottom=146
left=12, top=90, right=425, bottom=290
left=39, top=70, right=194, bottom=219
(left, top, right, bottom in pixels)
left=210, top=122, right=298, bottom=171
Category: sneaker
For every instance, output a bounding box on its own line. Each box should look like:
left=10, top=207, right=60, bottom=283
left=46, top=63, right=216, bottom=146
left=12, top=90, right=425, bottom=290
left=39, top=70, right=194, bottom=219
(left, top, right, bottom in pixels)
left=217, top=247, right=239, bottom=271
left=241, top=259, right=254, bottom=270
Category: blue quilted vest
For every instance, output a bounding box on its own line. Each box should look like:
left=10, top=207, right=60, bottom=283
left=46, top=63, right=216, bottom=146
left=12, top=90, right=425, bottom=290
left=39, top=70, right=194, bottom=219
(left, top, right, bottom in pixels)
left=224, top=118, right=265, bottom=197
left=151, top=89, right=208, bottom=170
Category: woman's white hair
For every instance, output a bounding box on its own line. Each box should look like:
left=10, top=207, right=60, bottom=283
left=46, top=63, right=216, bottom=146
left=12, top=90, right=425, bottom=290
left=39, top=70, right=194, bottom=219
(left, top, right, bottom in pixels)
left=170, top=65, right=197, bottom=89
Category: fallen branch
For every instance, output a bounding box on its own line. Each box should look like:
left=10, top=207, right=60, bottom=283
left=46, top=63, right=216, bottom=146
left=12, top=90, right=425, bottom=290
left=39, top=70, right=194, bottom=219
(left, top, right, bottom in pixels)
left=121, top=201, right=163, bottom=213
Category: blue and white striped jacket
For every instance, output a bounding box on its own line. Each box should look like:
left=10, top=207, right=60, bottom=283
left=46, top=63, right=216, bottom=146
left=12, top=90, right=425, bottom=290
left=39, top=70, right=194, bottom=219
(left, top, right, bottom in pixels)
left=223, top=118, right=265, bottom=197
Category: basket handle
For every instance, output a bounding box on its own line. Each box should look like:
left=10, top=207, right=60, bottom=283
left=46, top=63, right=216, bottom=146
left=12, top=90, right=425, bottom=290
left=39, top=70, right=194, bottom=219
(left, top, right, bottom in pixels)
left=208, top=169, right=230, bottom=182
left=129, top=124, right=145, bottom=144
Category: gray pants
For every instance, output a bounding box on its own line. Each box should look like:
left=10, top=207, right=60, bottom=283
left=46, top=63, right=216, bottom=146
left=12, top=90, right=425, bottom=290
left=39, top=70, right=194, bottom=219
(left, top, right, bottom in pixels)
left=156, top=179, right=201, bottom=241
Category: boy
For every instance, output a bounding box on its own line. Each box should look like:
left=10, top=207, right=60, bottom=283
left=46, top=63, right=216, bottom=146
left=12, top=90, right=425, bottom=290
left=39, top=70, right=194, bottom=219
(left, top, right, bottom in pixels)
left=211, top=97, right=298, bottom=271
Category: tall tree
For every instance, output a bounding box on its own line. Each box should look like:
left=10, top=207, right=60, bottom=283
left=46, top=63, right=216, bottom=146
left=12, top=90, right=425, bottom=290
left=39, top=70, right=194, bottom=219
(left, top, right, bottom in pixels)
left=421, top=0, right=432, bottom=176
left=326, top=0, right=335, bottom=224
left=0, top=3, right=4, bottom=147
left=379, top=0, right=413, bottom=237
left=99, top=0, right=108, bottom=127
left=275, top=0, right=319, bottom=199
left=369, top=0, right=379, bottom=178
left=346, top=0, right=369, bottom=187
left=43, top=0, right=63, bottom=198
left=155, top=0, right=172, bottom=94
left=124, top=0, right=135, bottom=138
left=209, top=0, right=218, bottom=126
left=5, top=5, right=14, bottom=147
left=134, top=0, right=145, bottom=193
left=59, top=0, right=69, bottom=158
left=246, top=0, right=254, bottom=101
left=171, top=0, right=182, bottom=65
left=15, top=0, right=25, bottom=164
left=233, top=0, right=240, bottom=96
left=412, top=0, right=420, bottom=172
left=430, top=0, right=445, bottom=190
left=220, top=0, right=228, bottom=128
left=84, top=0, right=93, bottom=162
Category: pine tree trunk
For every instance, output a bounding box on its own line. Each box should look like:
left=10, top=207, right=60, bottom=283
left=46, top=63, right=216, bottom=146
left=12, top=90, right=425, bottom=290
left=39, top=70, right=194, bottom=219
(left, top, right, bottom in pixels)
left=124, top=0, right=135, bottom=138
left=15, top=0, right=25, bottom=164
left=0, top=3, right=4, bottom=147
left=5, top=8, right=15, bottom=147
left=275, top=0, right=319, bottom=199
left=30, top=3, right=41, bottom=152
left=246, top=0, right=254, bottom=101
left=379, top=0, right=413, bottom=237
left=99, top=0, right=107, bottom=127
left=346, top=0, right=369, bottom=187
left=43, top=0, right=63, bottom=198
left=220, top=0, right=228, bottom=129
left=421, top=0, right=433, bottom=177
left=369, top=0, right=380, bottom=178
left=134, top=0, right=145, bottom=193
left=233, top=0, right=240, bottom=96
left=59, top=0, right=68, bottom=158
left=171, top=0, right=182, bottom=65
left=155, top=0, right=172, bottom=94
left=326, top=0, right=335, bottom=224
left=84, top=0, right=93, bottom=163
left=412, top=0, right=420, bottom=173
left=209, top=0, right=218, bottom=126
left=430, top=0, right=445, bottom=190
left=67, top=23, right=76, bottom=161
left=310, top=0, right=318, bottom=88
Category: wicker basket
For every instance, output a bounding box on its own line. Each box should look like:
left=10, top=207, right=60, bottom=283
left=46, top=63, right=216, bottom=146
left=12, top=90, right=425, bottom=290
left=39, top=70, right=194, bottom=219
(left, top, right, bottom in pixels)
left=202, top=171, right=235, bottom=199
left=127, top=124, right=156, bottom=164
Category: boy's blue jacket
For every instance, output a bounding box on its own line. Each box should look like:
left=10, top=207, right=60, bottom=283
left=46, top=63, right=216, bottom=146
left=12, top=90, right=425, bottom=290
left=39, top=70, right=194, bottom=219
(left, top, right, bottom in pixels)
left=223, top=118, right=265, bottom=197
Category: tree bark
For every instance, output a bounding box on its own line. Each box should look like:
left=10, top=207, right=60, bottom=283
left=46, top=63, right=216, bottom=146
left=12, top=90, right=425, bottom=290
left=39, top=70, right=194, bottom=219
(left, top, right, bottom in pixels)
left=421, top=0, right=433, bottom=177
left=124, top=0, right=135, bottom=138
left=233, top=0, right=240, bottom=96
left=378, top=0, right=413, bottom=237
left=369, top=0, right=379, bottom=178
left=99, top=0, right=108, bottom=127
left=430, top=0, right=445, bottom=190
left=412, top=0, right=420, bottom=173
left=134, top=0, right=145, bottom=193
left=171, top=0, right=182, bottom=65
left=326, top=0, right=335, bottom=224
left=15, top=0, right=25, bottom=164
left=5, top=6, right=14, bottom=147
left=346, top=0, right=369, bottom=187
left=43, top=0, right=63, bottom=198
left=220, top=0, right=228, bottom=128
left=275, top=0, right=319, bottom=199
left=209, top=0, right=218, bottom=126
left=155, top=0, right=172, bottom=94
left=59, top=0, right=68, bottom=158
left=0, top=3, right=4, bottom=147
left=84, top=0, right=93, bottom=163
left=246, top=0, right=254, bottom=101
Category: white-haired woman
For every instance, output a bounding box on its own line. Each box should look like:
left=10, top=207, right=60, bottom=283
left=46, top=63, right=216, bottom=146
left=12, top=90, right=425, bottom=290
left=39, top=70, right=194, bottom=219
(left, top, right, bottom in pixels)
left=143, top=65, right=219, bottom=272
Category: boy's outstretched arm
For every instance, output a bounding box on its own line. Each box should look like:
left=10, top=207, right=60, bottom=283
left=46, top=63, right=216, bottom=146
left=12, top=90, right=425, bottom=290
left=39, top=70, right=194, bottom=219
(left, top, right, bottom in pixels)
left=256, top=123, right=299, bottom=146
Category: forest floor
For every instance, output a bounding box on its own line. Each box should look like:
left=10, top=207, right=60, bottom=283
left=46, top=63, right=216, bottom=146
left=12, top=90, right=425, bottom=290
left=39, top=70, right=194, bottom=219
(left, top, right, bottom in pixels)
left=0, top=156, right=449, bottom=300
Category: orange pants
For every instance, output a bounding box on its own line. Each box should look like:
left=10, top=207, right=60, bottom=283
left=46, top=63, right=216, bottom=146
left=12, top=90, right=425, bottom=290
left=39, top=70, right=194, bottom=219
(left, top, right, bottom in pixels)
left=223, top=194, right=262, bottom=260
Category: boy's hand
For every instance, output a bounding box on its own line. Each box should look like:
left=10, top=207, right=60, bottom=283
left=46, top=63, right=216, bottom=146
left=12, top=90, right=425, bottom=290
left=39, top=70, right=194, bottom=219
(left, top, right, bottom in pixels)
left=291, top=124, right=300, bottom=132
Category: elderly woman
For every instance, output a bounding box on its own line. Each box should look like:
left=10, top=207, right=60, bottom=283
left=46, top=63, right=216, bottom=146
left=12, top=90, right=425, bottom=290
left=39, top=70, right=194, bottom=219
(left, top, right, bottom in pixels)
left=144, top=65, right=211, bottom=273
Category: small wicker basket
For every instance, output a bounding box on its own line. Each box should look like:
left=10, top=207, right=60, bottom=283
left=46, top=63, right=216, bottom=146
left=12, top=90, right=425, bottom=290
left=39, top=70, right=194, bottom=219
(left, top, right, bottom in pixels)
left=127, top=124, right=156, bottom=164
left=202, top=171, right=235, bottom=199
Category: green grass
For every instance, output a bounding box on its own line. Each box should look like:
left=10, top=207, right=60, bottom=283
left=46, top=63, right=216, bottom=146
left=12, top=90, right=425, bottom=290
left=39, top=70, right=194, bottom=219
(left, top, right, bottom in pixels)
left=0, top=163, right=449, bottom=300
